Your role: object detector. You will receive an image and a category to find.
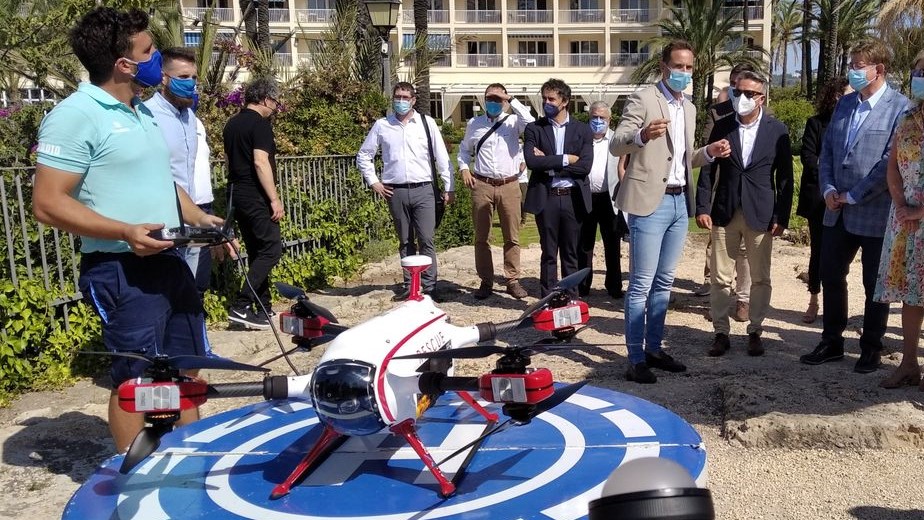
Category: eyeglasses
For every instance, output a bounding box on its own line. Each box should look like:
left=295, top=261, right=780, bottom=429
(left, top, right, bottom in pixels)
left=393, top=95, right=414, bottom=101
left=731, top=88, right=763, bottom=99
left=847, top=62, right=872, bottom=71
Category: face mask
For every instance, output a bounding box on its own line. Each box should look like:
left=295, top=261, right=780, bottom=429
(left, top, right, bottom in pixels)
left=167, top=76, right=197, bottom=100
left=589, top=117, right=608, bottom=134
left=847, top=67, right=872, bottom=92
left=124, top=49, right=163, bottom=88
left=485, top=100, right=503, bottom=118
left=732, top=93, right=757, bottom=116
left=911, top=77, right=924, bottom=100
left=543, top=102, right=561, bottom=119
left=393, top=99, right=412, bottom=116
left=666, top=69, right=692, bottom=92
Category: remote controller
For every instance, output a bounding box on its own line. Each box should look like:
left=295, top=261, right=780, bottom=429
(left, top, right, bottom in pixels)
left=148, top=226, right=233, bottom=247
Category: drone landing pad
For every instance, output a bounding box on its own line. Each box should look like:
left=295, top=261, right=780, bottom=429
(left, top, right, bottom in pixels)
left=62, top=385, right=706, bottom=520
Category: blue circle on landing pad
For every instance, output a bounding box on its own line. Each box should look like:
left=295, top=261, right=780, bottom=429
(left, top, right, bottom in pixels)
left=62, top=385, right=706, bottom=520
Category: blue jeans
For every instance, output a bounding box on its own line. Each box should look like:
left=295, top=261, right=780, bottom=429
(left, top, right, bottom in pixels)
left=625, top=193, right=688, bottom=364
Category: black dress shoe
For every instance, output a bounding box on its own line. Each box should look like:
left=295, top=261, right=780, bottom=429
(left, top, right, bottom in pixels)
left=854, top=349, right=881, bottom=374
left=800, top=340, right=844, bottom=365
left=707, top=333, right=730, bottom=357
left=607, top=288, right=624, bottom=299
left=645, top=351, right=687, bottom=372
left=747, top=332, right=764, bottom=357
left=626, top=362, right=657, bottom=384
left=391, top=288, right=411, bottom=302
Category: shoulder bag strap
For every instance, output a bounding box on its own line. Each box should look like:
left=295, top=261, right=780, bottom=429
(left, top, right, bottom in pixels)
left=475, top=115, right=511, bottom=157
left=420, top=114, right=439, bottom=187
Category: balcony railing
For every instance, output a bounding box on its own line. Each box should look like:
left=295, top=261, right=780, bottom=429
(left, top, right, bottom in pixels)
left=722, top=5, right=765, bottom=19
left=183, top=7, right=236, bottom=22
left=611, top=52, right=647, bottom=66
left=209, top=52, right=238, bottom=67
left=507, top=10, right=553, bottom=23
left=509, top=54, right=553, bottom=67
left=461, top=53, right=502, bottom=67
left=295, top=9, right=335, bottom=23
left=611, top=8, right=650, bottom=23
left=273, top=52, right=293, bottom=67
left=269, top=8, right=290, bottom=22
left=561, top=53, right=604, bottom=67
left=403, top=54, right=452, bottom=67
left=454, top=9, right=501, bottom=23
left=401, top=9, right=449, bottom=23
left=560, top=9, right=604, bottom=23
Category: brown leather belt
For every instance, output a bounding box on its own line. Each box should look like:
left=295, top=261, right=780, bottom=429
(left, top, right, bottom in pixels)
left=473, top=173, right=519, bottom=186
left=550, top=187, right=572, bottom=195
left=665, top=185, right=685, bottom=195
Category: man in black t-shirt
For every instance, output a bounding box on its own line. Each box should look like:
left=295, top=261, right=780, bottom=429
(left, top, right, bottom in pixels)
left=223, top=77, right=284, bottom=329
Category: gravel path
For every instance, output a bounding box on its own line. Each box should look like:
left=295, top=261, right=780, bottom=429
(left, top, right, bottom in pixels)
left=1, top=232, right=923, bottom=519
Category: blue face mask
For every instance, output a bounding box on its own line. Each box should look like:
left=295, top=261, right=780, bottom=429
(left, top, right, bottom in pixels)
left=125, top=49, right=163, bottom=88
left=393, top=99, right=412, bottom=116
left=167, top=76, right=197, bottom=100
left=485, top=100, right=504, bottom=118
left=847, top=68, right=871, bottom=92
left=589, top=117, right=608, bottom=134
left=912, top=77, right=924, bottom=100
left=543, top=102, right=561, bottom=119
left=666, top=69, right=692, bottom=93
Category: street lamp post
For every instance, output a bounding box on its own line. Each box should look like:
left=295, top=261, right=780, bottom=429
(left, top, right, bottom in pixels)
left=364, top=0, right=401, bottom=98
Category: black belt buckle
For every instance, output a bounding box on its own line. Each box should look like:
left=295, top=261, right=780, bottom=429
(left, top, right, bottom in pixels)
left=665, top=186, right=684, bottom=195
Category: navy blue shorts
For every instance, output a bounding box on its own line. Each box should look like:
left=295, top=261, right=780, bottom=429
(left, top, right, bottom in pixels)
left=78, top=251, right=210, bottom=387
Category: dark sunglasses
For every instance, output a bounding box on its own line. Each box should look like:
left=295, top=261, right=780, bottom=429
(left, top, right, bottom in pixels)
left=731, top=88, right=763, bottom=99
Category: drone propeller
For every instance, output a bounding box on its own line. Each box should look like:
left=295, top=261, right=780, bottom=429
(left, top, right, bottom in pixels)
left=275, top=282, right=339, bottom=323
left=119, top=422, right=174, bottom=474
left=435, top=381, right=588, bottom=468
left=490, top=268, right=590, bottom=335
left=394, top=341, right=599, bottom=361
left=78, top=351, right=269, bottom=373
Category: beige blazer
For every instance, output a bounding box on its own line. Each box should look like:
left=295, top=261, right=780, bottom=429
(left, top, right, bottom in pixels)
left=610, top=83, right=709, bottom=217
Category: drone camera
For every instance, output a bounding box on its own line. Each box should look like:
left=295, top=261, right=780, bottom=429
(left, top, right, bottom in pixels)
left=479, top=368, right=554, bottom=404
left=117, top=379, right=208, bottom=413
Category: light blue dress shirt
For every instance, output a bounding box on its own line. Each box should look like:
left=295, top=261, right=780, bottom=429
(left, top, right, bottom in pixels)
left=145, top=92, right=199, bottom=201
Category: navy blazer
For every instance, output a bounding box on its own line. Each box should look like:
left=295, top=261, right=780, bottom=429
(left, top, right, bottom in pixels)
left=696, top=111, right=794, bottom=231
left=522, top=116, right=594, bottom=214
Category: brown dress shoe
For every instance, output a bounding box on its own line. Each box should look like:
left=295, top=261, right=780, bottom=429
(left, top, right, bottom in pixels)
left=506, top=281, right=528, bottom=299
left=734, top=301, right=750, bottom=322
left=747, top=332, right=764, bottom=356
left=708, top=333, right=730, bottom=356
left=473, top=281, right=493, bottom=300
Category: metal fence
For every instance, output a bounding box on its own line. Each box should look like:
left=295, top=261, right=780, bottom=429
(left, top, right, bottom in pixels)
left=0, top=155, right=372, bottom=319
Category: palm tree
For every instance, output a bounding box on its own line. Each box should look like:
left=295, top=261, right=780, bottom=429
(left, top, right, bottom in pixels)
left=632, top=0, right=768, bottom=144
left=772, top=0, right=802, bottom=87
left=812, top=0, right=877, bottom=95
left=801, top=0, right=813, bottom=97
left=413, top=0, right=431, bottom=115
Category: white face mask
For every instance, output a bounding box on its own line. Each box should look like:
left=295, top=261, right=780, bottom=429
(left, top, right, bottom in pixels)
left=732, top=93, right=757, bottom=117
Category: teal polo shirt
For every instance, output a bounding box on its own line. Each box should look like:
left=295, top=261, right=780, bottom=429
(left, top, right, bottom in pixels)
left=36, top=82, right=180, bottom=253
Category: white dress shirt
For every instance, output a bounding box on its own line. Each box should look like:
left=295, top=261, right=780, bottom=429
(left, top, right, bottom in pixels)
left=736, top=107, right=763, bottom=168
left=457, top=98, right=534, bottom=178
left=632, top=81, right=687, bottom=186
left=549, top=114, right=574, bottom=188
left=356, top=111, right=453, bottom=190
left=589, top=129, right=614, bottom=193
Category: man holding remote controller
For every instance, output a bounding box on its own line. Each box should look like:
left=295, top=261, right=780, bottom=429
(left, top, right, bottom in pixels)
left=31, top=7, right=224, bottom=453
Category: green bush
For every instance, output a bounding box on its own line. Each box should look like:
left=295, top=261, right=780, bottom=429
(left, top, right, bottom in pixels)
left=770, top=98, right=814, bottom=155
left=0, top=103, right=52, bottom=167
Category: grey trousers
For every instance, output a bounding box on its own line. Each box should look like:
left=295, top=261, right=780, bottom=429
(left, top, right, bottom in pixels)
left=387, top=184, right=437, bottom=290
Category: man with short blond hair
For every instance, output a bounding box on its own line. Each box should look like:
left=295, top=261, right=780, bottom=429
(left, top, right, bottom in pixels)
left=458, top=83, right=534, bottom=300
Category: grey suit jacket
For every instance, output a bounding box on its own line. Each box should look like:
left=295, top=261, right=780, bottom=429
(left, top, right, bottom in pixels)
left=818, top=85, right=909, bottom=237
left=611, top=82, right=709, bottom=217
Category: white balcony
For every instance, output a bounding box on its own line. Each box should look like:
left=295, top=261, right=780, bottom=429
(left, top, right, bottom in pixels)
left=295, top=9, right=335, bottom=23
left=461, top=54, right=502, bottom=67
left=184, top=7, right=235, bottom=22
left=722, top=5, right=765, bottom=20
left=611, top=8, right=650, bottom=23
left=209, top=52, right=238, bottom=67
left=273, top=52, right=292, bottom=67
left=269, top=8, right=290, bottom=22
left=401, top=9, right=450, bottom=23
left=611, top=52, right=647, bottom=66
left=560, top=9, right=604, bottom=23
left=508, top=54, right=553, bottom=67
left=561, top=53, right=604, bottom=67
left=507, top=10, right=553, bottom=23
left=403, top=54, right=452, bottom=67
left=454, top=9, right=501, bottom=23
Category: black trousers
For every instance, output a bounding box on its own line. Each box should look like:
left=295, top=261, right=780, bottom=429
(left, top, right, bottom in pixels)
left=820, top=215, right=888, bottom=349
left=578, top=191, right=623, bottom=295
left=805, top=205, right=825, bottom=295
left=535, top=189, right=584, bottom=297
left=232, top=186, right=282, bottom=310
